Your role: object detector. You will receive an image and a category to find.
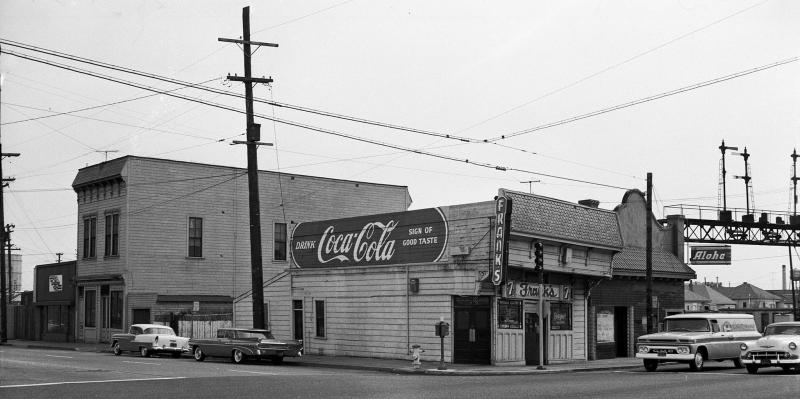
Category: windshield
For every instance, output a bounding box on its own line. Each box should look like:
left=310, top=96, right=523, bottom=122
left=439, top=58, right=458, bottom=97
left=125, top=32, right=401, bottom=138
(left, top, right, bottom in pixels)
left=764, top=325, right=800, bottom=336
left=238, top=331, right=275, bottom=340
left=144, top=327, right=175, bottom=335
left=665, top=319, right=710, bottom=332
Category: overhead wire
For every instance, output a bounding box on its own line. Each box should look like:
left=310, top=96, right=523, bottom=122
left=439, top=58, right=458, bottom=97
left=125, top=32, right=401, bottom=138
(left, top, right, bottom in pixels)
left=488, top=56, right=799, bottom=142
left=456, top=0, right=770, bottom=135
left=0, top=39, right=476, bottom=143
left=0, top=46, right=652, bottom=191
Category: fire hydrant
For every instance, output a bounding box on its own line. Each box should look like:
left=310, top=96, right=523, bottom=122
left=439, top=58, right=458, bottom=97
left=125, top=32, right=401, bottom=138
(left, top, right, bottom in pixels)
left=411, top=344, right=424, bottom=369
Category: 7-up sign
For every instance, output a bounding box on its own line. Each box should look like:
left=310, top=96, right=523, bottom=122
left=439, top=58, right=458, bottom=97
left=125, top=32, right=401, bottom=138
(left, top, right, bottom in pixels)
left=690, top=245, right=731, bottom=265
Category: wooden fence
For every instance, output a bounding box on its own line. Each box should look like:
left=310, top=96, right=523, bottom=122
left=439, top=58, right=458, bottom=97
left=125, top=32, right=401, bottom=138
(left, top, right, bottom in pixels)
left=174, top=313, right=232, bottom=339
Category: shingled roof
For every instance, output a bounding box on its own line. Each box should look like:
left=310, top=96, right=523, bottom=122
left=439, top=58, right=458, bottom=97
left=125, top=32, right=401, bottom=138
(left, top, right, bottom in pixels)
left=612, top=247, right=696, bottom=279
left=504, top=190, right=623, bottom=249
left=684, top=287, right=711, bottom=304
left=715, top=282, right=783, bottom=301
left=686, top=283, right=735, bottom=306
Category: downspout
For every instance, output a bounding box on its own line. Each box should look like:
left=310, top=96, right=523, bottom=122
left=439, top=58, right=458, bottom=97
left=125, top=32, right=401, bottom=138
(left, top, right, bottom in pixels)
left=406, top=264, right=410, bottom=354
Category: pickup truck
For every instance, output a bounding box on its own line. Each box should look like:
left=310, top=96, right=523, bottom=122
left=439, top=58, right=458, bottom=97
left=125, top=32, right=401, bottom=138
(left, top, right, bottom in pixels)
left=189, top=327, right=303, bottom=364
left=636, top=313, right=760, bottom=372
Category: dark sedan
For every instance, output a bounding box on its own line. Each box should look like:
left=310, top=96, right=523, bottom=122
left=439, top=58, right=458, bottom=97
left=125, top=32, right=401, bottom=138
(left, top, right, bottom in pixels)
left=189, top=328, right=303, bottom=364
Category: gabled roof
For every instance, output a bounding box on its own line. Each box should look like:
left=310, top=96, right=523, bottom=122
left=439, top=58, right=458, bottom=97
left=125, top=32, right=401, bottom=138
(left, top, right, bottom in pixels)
left=612, top=247, right=696, bottom=279
left=716, top=282, right=783, bottom=301
left=686, top=284, right=735, bottom=306
left=504, top=190, right=623, bottom=249
left=684, top=288, right=711, bottom=303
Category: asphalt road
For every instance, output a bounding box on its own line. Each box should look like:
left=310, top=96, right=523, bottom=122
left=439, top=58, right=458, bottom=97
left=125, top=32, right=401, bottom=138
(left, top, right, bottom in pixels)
left=1, top=346, right=798, bottom=399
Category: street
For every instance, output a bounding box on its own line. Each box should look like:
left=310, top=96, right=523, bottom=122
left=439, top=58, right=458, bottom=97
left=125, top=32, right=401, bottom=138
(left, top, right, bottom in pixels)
left=1, top=347, right=798, bottom=399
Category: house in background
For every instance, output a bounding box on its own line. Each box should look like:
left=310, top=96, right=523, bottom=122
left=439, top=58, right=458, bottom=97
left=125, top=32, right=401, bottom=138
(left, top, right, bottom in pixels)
left=715, top=282, right=783, bottom=310
left=685, top=282, right=736, bottom=311
left=684, top=287, right=710, bottom=312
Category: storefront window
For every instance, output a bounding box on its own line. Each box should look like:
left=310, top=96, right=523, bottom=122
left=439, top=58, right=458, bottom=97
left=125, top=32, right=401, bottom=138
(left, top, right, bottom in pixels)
left=497, top=299, right=522, bottom=329
left=315, top=300, right=326, bottom=338
left=550, top=302, right=572, bottom=330
left=47, top=305, right=68, bottom=333
left=85, top=290, right=96, bottom=328
left=110, top=291, right=123, bottom=329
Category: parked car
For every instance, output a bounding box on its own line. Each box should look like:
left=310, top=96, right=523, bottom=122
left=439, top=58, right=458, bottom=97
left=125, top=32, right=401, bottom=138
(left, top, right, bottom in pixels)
left=635, top=313, right=760, bottom=372
left=740, top=321, right=800, bottom=374
left=189, top=328, right=303, bottom=364
left=111, top=324, right=190, bottom=358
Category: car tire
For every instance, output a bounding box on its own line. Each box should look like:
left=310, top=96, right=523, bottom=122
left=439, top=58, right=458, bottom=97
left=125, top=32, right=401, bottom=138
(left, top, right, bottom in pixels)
left=746, top=364, right=758, bottom=374
left=113, top=342, right=122, bottom=356
left=232, top=349, right=245, bottom=364
left=732, top=358, right=743, bottom=368
left=193, top=347, right=206, bottom=362
left=643, top=359, right=658, bottom=372
left=688, top=352, right=704, bottom=371
left=140, top=347, right=150, bottom=357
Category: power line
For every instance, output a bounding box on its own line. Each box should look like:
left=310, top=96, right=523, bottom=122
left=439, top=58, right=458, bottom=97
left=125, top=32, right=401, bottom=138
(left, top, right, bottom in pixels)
left=456, top=0, right=770, bottom=135
left=488, top=56, right=799, bottom=142
left=1, top=47, right=635, bottom=191
left=0, top=39, right=476, bottom=143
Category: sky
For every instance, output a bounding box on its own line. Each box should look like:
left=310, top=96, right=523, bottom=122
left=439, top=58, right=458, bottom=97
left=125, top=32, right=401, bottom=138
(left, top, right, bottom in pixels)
left=1, top=0, right=799, bottom=292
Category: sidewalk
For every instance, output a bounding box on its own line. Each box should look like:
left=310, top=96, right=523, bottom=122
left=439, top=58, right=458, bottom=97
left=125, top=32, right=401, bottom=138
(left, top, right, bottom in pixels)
left=0, top=339, right=644, bottom=376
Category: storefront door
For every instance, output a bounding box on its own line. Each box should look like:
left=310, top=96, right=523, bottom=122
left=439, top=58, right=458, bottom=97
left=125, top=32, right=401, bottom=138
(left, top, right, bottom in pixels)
left=614, top=306, right=627, bottom=357
left=453, top=296, right=491, bottom=364
left=525, top=312, right=549, bottom=365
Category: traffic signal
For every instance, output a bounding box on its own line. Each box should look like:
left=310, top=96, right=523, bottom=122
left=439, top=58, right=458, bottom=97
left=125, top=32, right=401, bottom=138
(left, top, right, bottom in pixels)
left=534, top=242, right=544, bottom=271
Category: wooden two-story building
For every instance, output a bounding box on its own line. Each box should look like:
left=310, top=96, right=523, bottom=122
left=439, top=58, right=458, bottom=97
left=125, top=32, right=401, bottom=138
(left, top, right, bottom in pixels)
left=71, top=156, right=411, bottom=343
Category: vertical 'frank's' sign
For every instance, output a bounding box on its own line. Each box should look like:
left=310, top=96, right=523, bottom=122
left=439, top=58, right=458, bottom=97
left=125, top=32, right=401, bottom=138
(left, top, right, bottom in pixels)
left=493, top=193, right=512, bottom=286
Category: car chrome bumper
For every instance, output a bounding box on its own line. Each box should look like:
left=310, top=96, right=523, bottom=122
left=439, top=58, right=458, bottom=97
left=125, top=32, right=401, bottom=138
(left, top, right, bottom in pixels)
left=636, top=353, right=694, bottom=361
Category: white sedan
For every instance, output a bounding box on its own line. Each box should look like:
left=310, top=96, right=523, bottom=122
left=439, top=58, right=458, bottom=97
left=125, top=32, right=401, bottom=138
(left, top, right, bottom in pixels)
left=739, top=321, right=800, bottom=374
left=111, top=324, right=190, bottom=358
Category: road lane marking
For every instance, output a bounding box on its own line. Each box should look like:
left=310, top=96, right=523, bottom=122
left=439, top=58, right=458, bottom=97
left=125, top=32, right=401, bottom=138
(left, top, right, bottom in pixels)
left=45, top=354, right=74, bottom=359
left=122, top=360, right=161, bottom=365
left=228, top=369, right=278, bottom=375
left=1, top=377, right=186, bottom=389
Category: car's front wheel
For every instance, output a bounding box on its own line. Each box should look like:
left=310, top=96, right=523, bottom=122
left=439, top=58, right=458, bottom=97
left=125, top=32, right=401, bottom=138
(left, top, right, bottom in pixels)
left=732, top=358, right=743, bottom=368
left=688, top=351, right=704, bottom=371
left=746, top=364, right=759, bottom=374
left=140, top=347, right=150, bottom=357
left=232, top=349, right=245, bottom=364
left=193, top=347, right=205, bottom=361
left=113, top=342, right=122, bottom=356
left=643, top=359, right=658, bottom=372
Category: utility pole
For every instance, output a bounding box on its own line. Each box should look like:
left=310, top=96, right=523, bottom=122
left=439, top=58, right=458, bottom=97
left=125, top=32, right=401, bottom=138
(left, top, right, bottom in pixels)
left=791, top=149, right=798, bottom=321
left=0, top=148, right=20, bottom=344
left=218, top=6, right=277, bottom=329
left=792, top=149, right=798, bottom=218
left=646, top=172, right=654, bottom=334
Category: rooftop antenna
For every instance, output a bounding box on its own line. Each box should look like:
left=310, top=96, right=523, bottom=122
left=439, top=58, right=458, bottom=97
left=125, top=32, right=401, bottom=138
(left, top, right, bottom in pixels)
left=520, top=180, right=540, bottom=194
left=96, top=150, right=119, bottom=162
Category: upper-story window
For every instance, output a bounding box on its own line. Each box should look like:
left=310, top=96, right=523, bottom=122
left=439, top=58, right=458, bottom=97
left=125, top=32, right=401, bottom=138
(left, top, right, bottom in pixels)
left=104, top=212, right=119, bottom=256
left=274, top=222, right=287, bottom=261
left=188, top=217, right=203, bottom=258
left=83, top=216, right=97, bottom=258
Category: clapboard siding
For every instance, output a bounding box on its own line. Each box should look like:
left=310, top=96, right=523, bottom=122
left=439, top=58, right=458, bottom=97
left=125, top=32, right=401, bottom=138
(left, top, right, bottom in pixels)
left=74, top=157, right=410, bottom=339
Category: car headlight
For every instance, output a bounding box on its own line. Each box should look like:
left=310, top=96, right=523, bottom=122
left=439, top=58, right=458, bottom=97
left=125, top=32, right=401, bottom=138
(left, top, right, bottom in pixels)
left=638, top=346, right=649, bottom=353
left=740, top=343, right=748, bottom=351
left=677, top=346, right=690, bottom=354
left=789, top=342, right=797, bottom=350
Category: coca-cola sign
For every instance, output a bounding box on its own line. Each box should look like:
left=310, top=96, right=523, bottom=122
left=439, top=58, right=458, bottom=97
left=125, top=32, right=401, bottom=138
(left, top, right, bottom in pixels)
left=291, top=208, right=448, bottom=268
